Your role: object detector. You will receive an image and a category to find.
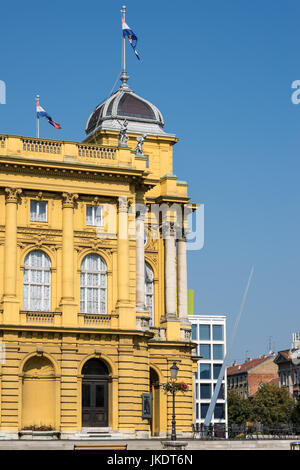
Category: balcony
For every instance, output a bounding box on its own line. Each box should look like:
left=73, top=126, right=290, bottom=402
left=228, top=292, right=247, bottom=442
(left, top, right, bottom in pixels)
left=78, top=313, right=119, bottom=328
left=20, top=311, right=62, bottom=326
left=0, top=134, right=148, bottom=172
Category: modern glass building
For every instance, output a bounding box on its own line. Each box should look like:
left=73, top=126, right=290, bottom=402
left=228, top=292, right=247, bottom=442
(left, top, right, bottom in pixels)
left=190, top=315, right=228, bottom=429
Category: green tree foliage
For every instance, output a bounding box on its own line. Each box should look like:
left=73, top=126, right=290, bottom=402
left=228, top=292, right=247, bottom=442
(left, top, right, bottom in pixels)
left=227, top=389, right=252, bottom=424
left=291, top=399, right=300, bottom=424
left=248, top=383, right=295, bottom=425
left=228, top=383, right=297, bottom=425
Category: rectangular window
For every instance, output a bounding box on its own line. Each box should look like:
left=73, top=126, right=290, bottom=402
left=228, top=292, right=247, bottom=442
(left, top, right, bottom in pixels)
left=30, top=200, right=47, bottom=222
left=201, top=403, right=209, bottom=419
left=200, top=384, right=211, bottom=399
left=200, top=364, right=211, bottom=380
left=213, top=364, right=222, bottom=380
left=200, top=325, right=210, bottom=340
left=195, top=403, right=199, bottom=420
left=213, top=344, right=224, bottom=360
left=200, top=344, right=211, bottom=360
left=214, top=383, right=224, bottom=399
left=214, top=404, right=224, bottom=420
left=192, top=324, right=197, bottom=340
left=213, top=325, right=224, bottom=341
left=86, top=205, right=103, bottom=227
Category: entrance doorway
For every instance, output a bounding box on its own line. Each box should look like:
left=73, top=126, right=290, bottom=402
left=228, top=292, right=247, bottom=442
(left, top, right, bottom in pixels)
left=82, top=358, right=109, bottom=427
left=150, top=368, right=160, bottom=436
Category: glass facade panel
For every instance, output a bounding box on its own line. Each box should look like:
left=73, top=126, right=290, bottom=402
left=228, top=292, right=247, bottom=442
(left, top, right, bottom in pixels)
left=213, top=364, right=222, bottom=380
left=199, top=325, right=210, bottom=340
left=213, top=344, right=224, bottom=360
left=201, top=404, right=209, bottom=419
left=213, top=325, right=223, bottom=341
left=200, top=364, right=211, bottom=379
left=200, top=344, right=211, bottom=360
left=192, top=324, right=197, bottom=340
left=200, top=384, right=211, bottom=399
left=214, top=404, right=224, bottom=420
left=213, top=384, right=224, bottom=399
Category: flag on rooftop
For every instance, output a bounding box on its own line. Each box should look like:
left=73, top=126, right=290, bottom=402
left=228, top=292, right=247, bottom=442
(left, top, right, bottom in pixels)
left=36, top=98, right=61, bottom=129
left=122, top=17, right=140, bottom=60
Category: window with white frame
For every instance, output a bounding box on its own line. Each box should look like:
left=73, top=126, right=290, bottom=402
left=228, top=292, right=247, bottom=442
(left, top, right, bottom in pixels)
left=80, top=254, right=107, bottom=314
left=30, top=200, right=48, bottom=222
left=145, top=262, right=154, bottom=325
left=86, top=205, right=103, bottom=227
left=23, top=250, right=51, bottom=311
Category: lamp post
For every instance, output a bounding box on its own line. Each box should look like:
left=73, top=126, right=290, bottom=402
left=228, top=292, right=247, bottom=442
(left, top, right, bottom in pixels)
left=170, top=361, right=179, bottom=441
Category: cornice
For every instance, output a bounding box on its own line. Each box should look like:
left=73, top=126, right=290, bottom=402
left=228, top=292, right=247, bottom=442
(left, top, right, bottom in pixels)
left=0, top=155, right=151, bottom=184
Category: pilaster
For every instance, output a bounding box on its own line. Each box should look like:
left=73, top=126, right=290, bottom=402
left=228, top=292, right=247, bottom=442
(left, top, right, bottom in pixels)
left=59, top=192, right=78, bottom=326
left=116, top=197, right=134, bottom=329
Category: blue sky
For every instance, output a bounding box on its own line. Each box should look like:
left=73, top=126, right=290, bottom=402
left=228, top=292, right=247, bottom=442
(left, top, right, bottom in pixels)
left=0, top=0, right=299, bottom=363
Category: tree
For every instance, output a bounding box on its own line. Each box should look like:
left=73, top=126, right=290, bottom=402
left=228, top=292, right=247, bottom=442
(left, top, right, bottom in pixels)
left=227, top=389, right=252, bottom=424
left=291, top=399, right=300, bottom=425
left=250, top=383, right=295, bottom=425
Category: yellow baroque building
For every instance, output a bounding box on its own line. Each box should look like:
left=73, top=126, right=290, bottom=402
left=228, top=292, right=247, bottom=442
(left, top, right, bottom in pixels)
left=0, top=75, right=197, bottom=439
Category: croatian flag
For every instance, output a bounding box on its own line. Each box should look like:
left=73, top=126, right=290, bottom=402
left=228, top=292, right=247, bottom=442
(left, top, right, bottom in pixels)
left=36, top=100, right=61, bottom=129
left=122, top=18, right=140, bottom=60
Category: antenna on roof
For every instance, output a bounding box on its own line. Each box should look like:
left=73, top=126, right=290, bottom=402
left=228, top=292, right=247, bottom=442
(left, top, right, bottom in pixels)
left=202, top=266, right=254, bottom=434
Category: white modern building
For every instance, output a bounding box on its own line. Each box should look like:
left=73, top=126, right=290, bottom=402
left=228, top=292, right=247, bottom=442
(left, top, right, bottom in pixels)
left=190, top=315, right=228, bottom=430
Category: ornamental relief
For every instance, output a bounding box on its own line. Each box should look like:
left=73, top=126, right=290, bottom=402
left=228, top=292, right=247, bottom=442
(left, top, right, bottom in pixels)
left=144, top=227, right=159, bottom=252
left=145, top=252, right=158, bottom=267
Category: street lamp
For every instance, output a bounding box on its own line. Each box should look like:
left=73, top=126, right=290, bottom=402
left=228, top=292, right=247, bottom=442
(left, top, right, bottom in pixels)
left=170, top=361, right=179, bottom=441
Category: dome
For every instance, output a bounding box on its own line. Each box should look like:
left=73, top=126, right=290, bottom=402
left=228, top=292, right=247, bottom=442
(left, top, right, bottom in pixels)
left=85, top=76, right=170, bottom=138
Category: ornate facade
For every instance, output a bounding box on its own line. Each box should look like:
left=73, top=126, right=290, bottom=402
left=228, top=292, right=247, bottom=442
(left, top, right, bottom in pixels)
left=0, top=77, right=197, bottom=439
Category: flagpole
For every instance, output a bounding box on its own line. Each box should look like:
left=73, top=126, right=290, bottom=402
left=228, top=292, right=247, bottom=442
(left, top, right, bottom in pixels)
left=120, top=5, right=129, bottom=87
left=121, top=5, right=126, bottom=75
left=36, top=94, right=40, bottom=138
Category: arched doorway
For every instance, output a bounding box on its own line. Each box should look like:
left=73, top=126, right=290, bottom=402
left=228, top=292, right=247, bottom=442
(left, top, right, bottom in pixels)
left=150, top=368, right=160, bottom=436
left=22, top=356, right=56, bottom=430
left=82, top=358, right=109, bottom=428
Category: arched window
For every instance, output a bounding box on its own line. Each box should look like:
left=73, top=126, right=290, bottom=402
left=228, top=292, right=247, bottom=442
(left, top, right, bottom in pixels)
left=145, top=262, right=154, bottom=325
left=23, top=250, right=51, bottom=312
left=80, top=254, right=107, bottom=314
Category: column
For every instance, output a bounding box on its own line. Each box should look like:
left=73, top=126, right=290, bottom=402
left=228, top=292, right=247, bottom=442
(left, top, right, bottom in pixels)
left=116, top=196, right=134, bottom=328
left=136, top=205, right=147, bottom=312
left=163, top=221, right=177, bottom=319
left=60, top=192, right=78, bottom=325
left=2, top=188, right=22, bottom=323
left=177, top=236, right=189, bottom=324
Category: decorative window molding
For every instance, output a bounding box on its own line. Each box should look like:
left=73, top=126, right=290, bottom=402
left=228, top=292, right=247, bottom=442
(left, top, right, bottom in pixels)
left=23, top=250, right=51, bottom=312
left=30, top=200, right=48, bottom=223
left=86, top=205, right=103, bottom=227
left=80, top=254, right=107, bottom=314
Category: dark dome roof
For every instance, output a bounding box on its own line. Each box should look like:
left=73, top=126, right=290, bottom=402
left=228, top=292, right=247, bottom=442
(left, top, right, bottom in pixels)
left=85, top=81, right=164, bottom=136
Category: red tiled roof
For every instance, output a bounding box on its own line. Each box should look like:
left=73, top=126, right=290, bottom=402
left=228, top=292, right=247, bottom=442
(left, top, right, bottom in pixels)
left=227, top=356, right=274, bottom=376
left=277, top=350, right=292, bottom=361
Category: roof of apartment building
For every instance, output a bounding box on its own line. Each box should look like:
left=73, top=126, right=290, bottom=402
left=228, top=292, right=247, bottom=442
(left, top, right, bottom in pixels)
left=227, top=355, right=275, bottom=376
left=274, top=349, right=293, bottom=364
